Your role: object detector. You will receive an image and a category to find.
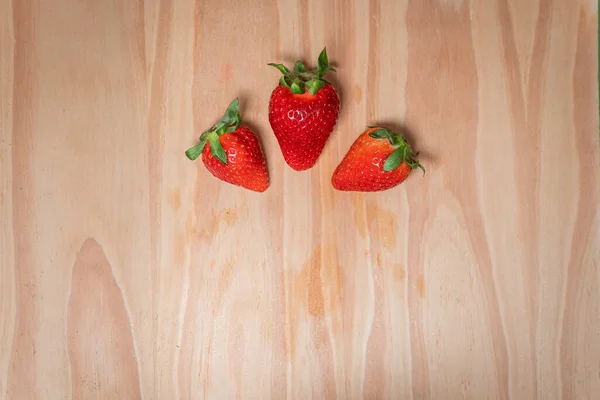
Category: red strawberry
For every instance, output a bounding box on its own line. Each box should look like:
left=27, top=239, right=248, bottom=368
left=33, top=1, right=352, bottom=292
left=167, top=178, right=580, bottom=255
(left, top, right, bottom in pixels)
left=185, top=98, right=269, bottom=192
left=268, top=48, right=340, bottom=171
left=332, top=127, right=424, bottom=192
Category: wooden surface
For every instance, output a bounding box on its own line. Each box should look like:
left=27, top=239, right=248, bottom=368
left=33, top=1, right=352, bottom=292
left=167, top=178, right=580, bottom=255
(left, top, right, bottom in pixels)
left=1, top=0, right=599, bottom=399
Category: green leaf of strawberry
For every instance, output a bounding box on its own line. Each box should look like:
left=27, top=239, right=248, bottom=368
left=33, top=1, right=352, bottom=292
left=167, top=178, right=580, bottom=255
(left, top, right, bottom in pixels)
left=293, top=61, right=307, bottom=73
left=383, top=147, right=405, bottom=171
left=306, top=79, right=325, bottom=95
left=185, top=139, right=207, bottom=160
left=368, top=128, right=425, bottom=174
left=290, top=81, right=303, bottom=94
left=268, top=63, right=291, bottom=75
left=317, top=47, right=331, bottom=78
left=268, top=47, right=336, bottom=95
left=369, top=129, right=391, bottom=139
left=221, top=98, right=241, bottom=128
left=208, top=133, right=227, bottom=165
left=185, top=98, right=242, bottom=165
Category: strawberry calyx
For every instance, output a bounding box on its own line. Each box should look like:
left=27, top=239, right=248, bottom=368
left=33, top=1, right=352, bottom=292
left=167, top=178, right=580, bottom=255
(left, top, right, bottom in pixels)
left=368, top=127, right=426, bottom=174
left=268, top=47, right=336, bottom=95
left=185, top=98, right=242, bottom=164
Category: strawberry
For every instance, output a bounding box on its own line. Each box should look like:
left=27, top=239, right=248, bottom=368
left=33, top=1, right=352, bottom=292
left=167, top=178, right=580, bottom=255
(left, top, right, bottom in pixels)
left=331, top=127, right=425, bottom=192
left=185, top=98, right=269, bottom=192
left=268, top=48, right=341, bottom=171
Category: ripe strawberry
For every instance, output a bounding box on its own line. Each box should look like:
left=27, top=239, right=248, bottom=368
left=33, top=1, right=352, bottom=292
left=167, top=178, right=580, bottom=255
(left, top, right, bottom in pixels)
left=268, top=48, right=340, bottom=171
left=185, top=98, right=269, bottom=192
left=331, top=127, right=425, bottom=192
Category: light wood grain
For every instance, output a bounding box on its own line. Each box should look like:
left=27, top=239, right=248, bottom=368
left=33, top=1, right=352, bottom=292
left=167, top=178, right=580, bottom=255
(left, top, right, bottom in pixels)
left=1, top=0, right=599, bottom=399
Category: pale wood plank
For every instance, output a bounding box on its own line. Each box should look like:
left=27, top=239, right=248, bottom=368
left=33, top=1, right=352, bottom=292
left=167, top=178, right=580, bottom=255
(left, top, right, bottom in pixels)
left=0, top=0, right=16, bottom=398
left=0, top=0, right=598, bottom=399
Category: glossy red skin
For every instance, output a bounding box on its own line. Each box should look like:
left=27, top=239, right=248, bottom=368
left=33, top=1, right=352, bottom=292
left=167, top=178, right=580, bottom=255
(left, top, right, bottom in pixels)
left=202, top=125, right=269, bottom=192
left=268, top=84, right=340, bottom=171
left=332, top=128, right=412, bottom=192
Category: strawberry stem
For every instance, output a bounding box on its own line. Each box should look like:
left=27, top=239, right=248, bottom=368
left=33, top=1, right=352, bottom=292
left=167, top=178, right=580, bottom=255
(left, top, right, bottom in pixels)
left=268, top=47, right=336, bottom=95
left=185, top=98, right=241, bottom=164
left=369, top=127, right=425, bottom=174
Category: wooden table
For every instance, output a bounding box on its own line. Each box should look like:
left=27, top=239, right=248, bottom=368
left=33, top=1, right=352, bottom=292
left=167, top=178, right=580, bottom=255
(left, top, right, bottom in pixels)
left=1, top=0, right=598, bottom=399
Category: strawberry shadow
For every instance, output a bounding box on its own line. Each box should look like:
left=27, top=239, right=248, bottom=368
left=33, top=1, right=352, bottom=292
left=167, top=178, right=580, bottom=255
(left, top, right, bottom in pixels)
left=325, top=70, right=345, bottom=109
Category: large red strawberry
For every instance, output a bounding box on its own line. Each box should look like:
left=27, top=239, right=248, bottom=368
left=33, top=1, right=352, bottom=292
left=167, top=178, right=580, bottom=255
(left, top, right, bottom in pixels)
left=332, top=127, right=424, bottom=192
left=185, top=98, right=269, bottom=192
left=268, top=48, right=341, bottom=171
